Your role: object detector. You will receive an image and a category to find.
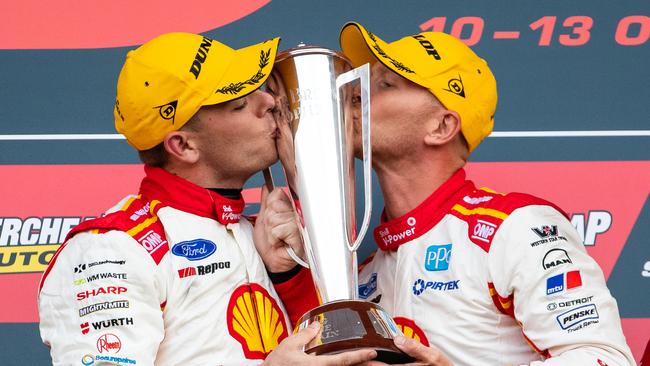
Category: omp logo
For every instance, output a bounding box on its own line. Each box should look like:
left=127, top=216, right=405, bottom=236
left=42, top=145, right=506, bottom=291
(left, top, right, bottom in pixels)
left=189, top=37, right=213, bottom=79
left=424, top=244, right=452, bottom=271
left=542, top=248, right=573, bottom=270
left=412, top=34, right=441, bottom=60
left=412, top=279, right=460, bottom=296
left=471, top=220, right=496, bottom=243
left=556, top=304, right=599, bottom=330
left=171, top=239, right=216, bottom=261
left=0, top=216, right=92, bottom=274
left=77, top=286, right=128, bottom=301
left=96, top=333, right=121, bottom=354
left=138, top=230, right=166, bottom=254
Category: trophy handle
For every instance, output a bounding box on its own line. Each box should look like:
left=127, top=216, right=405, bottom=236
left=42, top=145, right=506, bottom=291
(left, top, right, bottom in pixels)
left=335, top=63, right=372, bottom=252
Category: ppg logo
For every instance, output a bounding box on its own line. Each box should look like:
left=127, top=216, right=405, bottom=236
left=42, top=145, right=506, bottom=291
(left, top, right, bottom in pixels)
left=425, top=244, right=452, bottom=271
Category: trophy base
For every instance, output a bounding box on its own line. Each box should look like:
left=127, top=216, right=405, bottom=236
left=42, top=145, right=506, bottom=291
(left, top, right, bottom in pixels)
left=296, top=300, right=415, bottom=364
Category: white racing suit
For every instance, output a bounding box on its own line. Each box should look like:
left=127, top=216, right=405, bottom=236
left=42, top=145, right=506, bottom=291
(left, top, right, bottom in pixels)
left=39, top=166, right=290, bottom=366
left=355, top=168, right=635, bottom=366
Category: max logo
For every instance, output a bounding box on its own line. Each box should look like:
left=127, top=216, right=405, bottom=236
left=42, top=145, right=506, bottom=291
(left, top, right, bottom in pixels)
left=444, top=74, right=465, bottom=98
left=412, top=34, right=441, bottom=60
left=154, top=100, right=178, bottom=124
left=171, top=239, right=216, bottom=261
left=189, top=37, right=213, bottom=79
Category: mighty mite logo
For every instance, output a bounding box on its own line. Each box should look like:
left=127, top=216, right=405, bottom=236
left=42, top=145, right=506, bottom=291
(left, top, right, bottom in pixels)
left=0, top=216, right=93, bottom=274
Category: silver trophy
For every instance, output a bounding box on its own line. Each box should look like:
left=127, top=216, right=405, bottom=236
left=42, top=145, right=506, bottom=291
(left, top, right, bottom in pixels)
left=268, top=45, right=412, bottom=363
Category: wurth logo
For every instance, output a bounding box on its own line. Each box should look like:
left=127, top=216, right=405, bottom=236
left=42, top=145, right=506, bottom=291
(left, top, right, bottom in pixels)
left=81, top=322, right=89, bottom=334
left=91, top=317, right=134, bottom=331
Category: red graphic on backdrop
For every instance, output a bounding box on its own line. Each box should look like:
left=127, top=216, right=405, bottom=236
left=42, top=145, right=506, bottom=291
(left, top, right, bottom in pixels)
left=0, top=0, right=270, bottom=49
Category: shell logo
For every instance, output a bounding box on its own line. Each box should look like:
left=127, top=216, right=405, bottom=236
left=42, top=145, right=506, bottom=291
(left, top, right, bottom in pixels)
left=227, top=283, right=288, bottom=359
left=393, top=316, right=429, bottom=346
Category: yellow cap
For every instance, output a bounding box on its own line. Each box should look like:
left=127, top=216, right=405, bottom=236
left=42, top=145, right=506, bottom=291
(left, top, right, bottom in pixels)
left=339, top=22, right=497, bottom=152
left=114, top=32, right=280, bottom=150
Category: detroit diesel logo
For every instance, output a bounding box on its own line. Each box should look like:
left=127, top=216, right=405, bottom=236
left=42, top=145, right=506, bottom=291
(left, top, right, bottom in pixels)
left=154, top=100, right=178, bottom=124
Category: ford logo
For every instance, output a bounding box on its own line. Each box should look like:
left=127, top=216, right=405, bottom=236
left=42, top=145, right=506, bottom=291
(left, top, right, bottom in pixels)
left=171, top=239, right=216, bottom=261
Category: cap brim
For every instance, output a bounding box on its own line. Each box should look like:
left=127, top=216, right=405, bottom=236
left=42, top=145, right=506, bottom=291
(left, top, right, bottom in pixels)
left=203, top=37, right=280, bottom=106
left=340, top=22, right=428, bottom=88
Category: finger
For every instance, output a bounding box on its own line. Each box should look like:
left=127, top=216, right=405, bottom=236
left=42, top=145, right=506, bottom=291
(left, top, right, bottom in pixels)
left=394, top=336, right=444, bottom=365
left=259, top=185, right=270, bottom=215
left=285, top=322, right=321, bottom=348
left=317, top=349, right=378, bottom=366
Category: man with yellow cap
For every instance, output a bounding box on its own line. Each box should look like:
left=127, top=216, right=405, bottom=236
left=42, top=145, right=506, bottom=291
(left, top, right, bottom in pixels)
left=38, top=32, right=376, bottom=366
left=266, top=24, right=635, bottom=365
left=340, top=22, right=635, bottom=366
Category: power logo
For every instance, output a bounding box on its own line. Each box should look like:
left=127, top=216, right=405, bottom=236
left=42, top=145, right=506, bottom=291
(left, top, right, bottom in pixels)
left=424, top=244, right=452, bottom=271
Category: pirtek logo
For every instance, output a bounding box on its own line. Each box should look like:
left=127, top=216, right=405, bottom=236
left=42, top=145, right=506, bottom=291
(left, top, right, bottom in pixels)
left=189, top=37, right=213, bottom=79
left=77, top=286, right=128, bottom=301
left=412, top=34, right=441, bottom=60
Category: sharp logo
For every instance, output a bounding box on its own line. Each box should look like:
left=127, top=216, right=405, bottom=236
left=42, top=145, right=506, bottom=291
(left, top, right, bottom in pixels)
left=412, top=34, right=441, bottom=60
left=189, top=37, right=213, bottom=79
left=77, top=286, right=128, bottom=301
left=542, top=248, right=573, bottom=270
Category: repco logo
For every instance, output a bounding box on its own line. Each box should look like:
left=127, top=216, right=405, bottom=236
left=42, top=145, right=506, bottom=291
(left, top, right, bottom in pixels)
left=189, top=37, right=213, bottom=79
left=412, top=34, right=441, bottom=60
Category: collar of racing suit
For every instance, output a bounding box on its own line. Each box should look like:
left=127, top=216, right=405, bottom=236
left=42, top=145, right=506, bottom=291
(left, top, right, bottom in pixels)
left=373, top=168, right=475, bottom=251
left=139, top=165, right=245, bottom=224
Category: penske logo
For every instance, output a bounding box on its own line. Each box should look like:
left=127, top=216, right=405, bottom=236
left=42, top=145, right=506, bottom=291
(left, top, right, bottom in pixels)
left=0, top=216, right=92, bottom=274
left=227, top=283, right=288, bottom=359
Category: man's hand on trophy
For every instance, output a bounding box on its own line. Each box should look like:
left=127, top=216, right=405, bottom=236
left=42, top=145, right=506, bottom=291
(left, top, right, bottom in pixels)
left=263, top=322, right=377, bottom=366
left=357, top=336, right=454, bottom=366
left=254, top=186, right=304, bottom=272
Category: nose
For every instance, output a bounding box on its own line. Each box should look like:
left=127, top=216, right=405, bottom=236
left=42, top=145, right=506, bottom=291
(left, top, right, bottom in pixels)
left=254, top=89, right=276, bottom=117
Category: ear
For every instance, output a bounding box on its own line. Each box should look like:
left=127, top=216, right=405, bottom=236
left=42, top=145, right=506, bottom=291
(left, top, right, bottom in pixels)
left=423, top=110, right=462, bottom=147
left=163, top=130, right=200, bottom=164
